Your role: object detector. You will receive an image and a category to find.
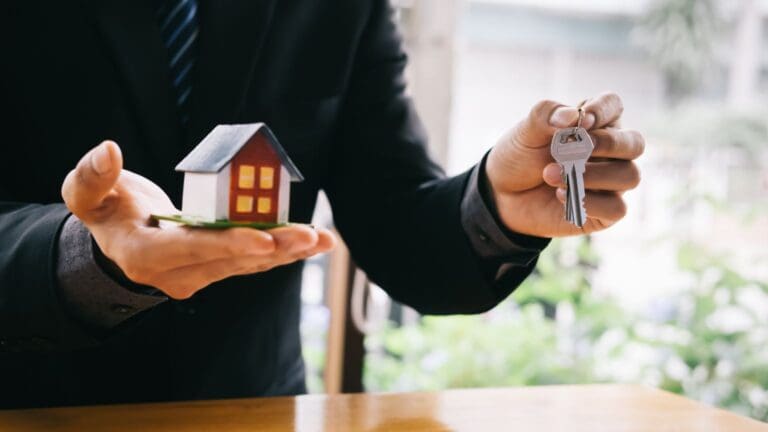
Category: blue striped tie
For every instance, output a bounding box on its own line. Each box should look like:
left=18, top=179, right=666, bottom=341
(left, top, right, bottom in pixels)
left=156, top=0, right=199, bottom=125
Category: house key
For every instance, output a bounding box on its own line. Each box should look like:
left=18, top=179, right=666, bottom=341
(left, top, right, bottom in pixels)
left=551, top=107, right=594, bottom=228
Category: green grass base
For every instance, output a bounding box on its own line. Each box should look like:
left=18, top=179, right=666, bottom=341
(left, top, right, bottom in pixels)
left=151, top=214, right=291, bottom=230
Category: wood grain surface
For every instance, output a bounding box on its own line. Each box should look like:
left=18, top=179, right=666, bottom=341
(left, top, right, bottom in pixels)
left=0, top=385, right=765, bottom=431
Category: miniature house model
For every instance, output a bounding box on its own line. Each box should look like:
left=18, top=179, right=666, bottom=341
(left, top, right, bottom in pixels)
left=176, top=123, right=303, bottom=223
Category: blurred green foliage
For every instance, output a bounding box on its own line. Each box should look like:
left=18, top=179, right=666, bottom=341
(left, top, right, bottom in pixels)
left=364, top=236, right=768, bottom=421
left=359, top=106, right=767, bottom=417
left=308, top=1, right=768, bottom=421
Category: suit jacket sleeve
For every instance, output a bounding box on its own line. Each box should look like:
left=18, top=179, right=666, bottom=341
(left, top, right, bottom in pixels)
left=56, top=216, right=167, bottom=333
left=323, top=0, right=545, bottom=315
left=0, top=201, right=96, bottom=352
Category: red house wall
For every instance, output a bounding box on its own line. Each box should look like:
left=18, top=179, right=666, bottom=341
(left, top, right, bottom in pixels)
left=228, top=134, right=282, bottom=222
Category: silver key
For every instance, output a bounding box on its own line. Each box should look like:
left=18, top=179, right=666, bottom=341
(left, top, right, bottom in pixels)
left=551, top=127, right=593, bottom=227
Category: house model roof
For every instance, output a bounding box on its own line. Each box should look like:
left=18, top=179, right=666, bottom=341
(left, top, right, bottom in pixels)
left=175, top=123, right=304, bottom=181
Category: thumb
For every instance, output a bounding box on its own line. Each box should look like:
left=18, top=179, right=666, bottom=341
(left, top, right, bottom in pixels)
left=514, top=100, right=580, bottom=149
left=62, top=140, right=123, bottom=223
left=487, top=100, right=581, bottom=193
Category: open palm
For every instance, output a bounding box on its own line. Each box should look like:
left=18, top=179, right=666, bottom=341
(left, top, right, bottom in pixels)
left=62, top=141, right=336, bottom=299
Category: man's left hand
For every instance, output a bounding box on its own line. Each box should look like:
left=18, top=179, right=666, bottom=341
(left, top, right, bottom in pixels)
left=485, top=92, right=645, bottom=238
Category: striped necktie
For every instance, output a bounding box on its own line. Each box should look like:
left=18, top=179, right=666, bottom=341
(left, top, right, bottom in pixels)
left=156, top=0, right=199, bottom=125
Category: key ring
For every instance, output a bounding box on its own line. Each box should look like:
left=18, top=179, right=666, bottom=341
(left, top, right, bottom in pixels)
left=563, top=99, right=589, bottom=142
left=575, top=98, right=588, bottom=131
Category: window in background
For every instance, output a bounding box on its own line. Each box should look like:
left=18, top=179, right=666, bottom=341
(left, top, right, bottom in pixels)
left=301, top=0, right=768, bottom=421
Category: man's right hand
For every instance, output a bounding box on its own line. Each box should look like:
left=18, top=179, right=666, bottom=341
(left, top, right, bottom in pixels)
left=61, top=141, right=336, bottom=299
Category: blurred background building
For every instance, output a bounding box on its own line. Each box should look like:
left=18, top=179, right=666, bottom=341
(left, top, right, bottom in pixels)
left=300, top=0, right=768, bottom=421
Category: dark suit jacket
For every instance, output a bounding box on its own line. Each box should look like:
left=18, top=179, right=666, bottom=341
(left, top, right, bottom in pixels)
left=0, top=0, right=537, bottom=408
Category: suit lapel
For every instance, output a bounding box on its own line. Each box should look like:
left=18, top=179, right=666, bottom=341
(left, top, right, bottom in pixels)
left=187, top=0, right=278, bottom=146
left=90, top=0, right=182, bottom=164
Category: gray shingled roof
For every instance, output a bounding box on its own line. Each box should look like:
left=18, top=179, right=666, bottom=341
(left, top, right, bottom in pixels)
left=175, top=123, right=304, bottom=181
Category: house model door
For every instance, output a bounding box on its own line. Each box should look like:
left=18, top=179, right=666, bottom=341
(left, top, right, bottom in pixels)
left=228, top=136, right=281, bottom=223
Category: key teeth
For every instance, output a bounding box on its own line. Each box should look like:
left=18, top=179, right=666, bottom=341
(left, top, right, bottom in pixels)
left=575, top=197, right=587, bottom=228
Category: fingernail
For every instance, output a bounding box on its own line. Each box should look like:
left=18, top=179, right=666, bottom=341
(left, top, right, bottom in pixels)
left=549, top=107, right=578, bottom=128
left=91, top=142, right=112, bottom=175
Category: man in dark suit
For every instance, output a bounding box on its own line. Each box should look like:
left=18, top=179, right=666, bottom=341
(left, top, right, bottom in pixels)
left=0, top=0, right=643, bottom=408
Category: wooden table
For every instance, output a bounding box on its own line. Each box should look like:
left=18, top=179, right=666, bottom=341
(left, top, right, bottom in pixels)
left=0, top=385, right=765, bottom=431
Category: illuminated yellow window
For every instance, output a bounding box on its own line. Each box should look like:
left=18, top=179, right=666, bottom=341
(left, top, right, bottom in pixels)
left=236, top=195, right=253, bottom=213
left=260, top=166, right=274, bottom=189
left=257, top=197, right=272, bottom=214
left=238, top=165, right=255, bottom=189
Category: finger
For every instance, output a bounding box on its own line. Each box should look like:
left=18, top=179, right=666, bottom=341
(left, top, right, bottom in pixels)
left=153, top=231, right=336, bottom=299
left=581, top=92, right=624, bottom=130
left=150, top=255, right=276, bottom=299
left=556, top=189, right=626, bottom=222
left=548, top=160, right=641, bottom=192
left=514, top=100, right=576, bottom=149
left=543, top=163, right=564, bottom=188
left=126, top=226, right=277, bottom=271
left=314, top=228, right=337, bottom=252
left=284, top=228, right=338, bottom=261
left=582, top=161, right=641, bottom=192
left=549, top=106, right=580, bottom=129
left=590, top=129, right=645, bottom=160
left=555, top=187, right=566, bottom=203
left=61, top=141, right=123, bottom=223
left=269, top=225, right=320, bottom=255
